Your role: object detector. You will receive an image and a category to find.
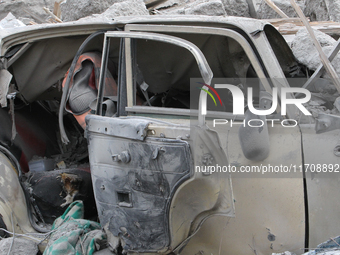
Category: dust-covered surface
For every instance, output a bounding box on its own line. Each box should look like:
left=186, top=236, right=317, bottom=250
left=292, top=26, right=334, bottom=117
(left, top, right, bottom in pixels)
left=157, top=0, right=227, bottom=16
left=0, top=12, right=25, bottom=29
left=0, top=237, right=39, bottom=255
left=291, top=28, right=337, bottom=72
left=59, top=0, right=124, bottom=22
left=257, top=0, right=305, bottom=19
left=76, top=0, right=149, bottom=22
left=1, top=0, right=340, bottom=23
left=304, top=0, right=340, bottom=22
left=0, top=0, right=56, bottom=22
left=2, top=1, right=340, bottom=255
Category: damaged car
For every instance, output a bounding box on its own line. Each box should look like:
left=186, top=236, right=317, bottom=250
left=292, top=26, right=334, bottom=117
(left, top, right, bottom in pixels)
left=0, top=15, right=339, bottom=255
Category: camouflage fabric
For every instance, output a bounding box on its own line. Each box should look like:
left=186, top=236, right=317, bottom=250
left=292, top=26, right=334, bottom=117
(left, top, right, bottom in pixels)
left=43, top=201, right=106, bottom=255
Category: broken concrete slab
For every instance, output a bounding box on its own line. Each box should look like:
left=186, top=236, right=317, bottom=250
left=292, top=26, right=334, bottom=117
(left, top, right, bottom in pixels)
left=60, top=0, right=127, bottom=22
left=304, top=0, right=330, bottom=21
left=291, top=28, right=337, bottom=71
left=304, top=0, right=340, bottom=22
left=0, top=0, right=56, bottom=23
left=0, top=237, right=39, bottom=255
left=77, top=0, right=149, bottom=22
left=0, top=13, right=25, bottom=29
left=222, top=0, right=250, bottom=17
left=328, top=0, right=340, bottom=23
left=185, top=1, right=226, bottom=16
left=155, top=0, right=226, bottom=16
left=257, top=0, right=305, bottom=19
left=97, top=0, right=149, bottom=19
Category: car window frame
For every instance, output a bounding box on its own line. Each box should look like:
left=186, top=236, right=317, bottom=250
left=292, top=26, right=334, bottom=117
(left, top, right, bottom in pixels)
left=96, top=30, right=214, bottom=124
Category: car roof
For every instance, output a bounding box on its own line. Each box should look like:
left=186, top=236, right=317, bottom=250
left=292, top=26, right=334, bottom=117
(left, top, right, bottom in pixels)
left=0, top=15, right=269, bottom=55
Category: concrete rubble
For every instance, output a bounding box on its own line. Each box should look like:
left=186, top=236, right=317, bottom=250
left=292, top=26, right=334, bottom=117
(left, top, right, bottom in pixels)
left=257, top=0, right=305, bottom=19
left=0, top=0, right=56, bottom=24
left=290, top=28, right=338, bottom=72
left=0, top=237, right=39, bottom=255
left=60, top=0, right=148, bottom=22
left=155, top=0, right=226, bottom=16
left=304, top=0, right=340, bottom=22
left=185, top=1, right=226, bottom=16
left=76, top=0, right=149, bottom=22
left=290, top=27, right=340, bottom=115
left=1, top=0, right=340, bottom=23
left=304, top=0, right=330, bottom=21
left=0, top=12, right=25, bottom=29
left=222, top=0, right=251, bottom=17
left=60, top=0, right=123, bottom=22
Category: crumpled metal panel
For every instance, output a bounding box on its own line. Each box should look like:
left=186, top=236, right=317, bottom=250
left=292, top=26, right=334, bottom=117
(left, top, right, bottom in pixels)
left=87, top=116, right=191, bottom=253
left=86, top=115, right=235, bottom=254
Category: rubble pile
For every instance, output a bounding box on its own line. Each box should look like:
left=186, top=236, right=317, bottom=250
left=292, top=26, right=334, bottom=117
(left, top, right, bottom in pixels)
left=0, top=0, right=56, bottom=24
left=220, top=0, right=251, bottom=17
left=60, top=0, right=123, bottom=22
left=60, top=0, right=149, bottom=22
left=291, top=28, right=338, bottom=72
left=2, top=0, right=340, bottom=22
left=185, top=1, right=227, bottom=16
left=257, top=0, right=305, bottom=19
left=305, top=0, right=340, bottom=22
left=0, top=13, right=25, bottom=29
left=154, top=0, right=227, bottom=16
left=76, top=0, right=149, bottom=22
left=290, top=27, right=340, bottom=115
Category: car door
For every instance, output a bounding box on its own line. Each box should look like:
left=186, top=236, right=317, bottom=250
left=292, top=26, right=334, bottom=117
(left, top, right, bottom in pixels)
left=86, top=25, right=306, bottom=255
left=86, top=31, right=235, bottom=254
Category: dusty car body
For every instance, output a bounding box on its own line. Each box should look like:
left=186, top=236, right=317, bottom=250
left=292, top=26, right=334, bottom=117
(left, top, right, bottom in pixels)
left=0, top=15, right=339, bottom=255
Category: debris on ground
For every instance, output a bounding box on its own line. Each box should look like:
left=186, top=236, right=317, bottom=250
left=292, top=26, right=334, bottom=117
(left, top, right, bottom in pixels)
left=0, top=236, right=39, bottom=255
